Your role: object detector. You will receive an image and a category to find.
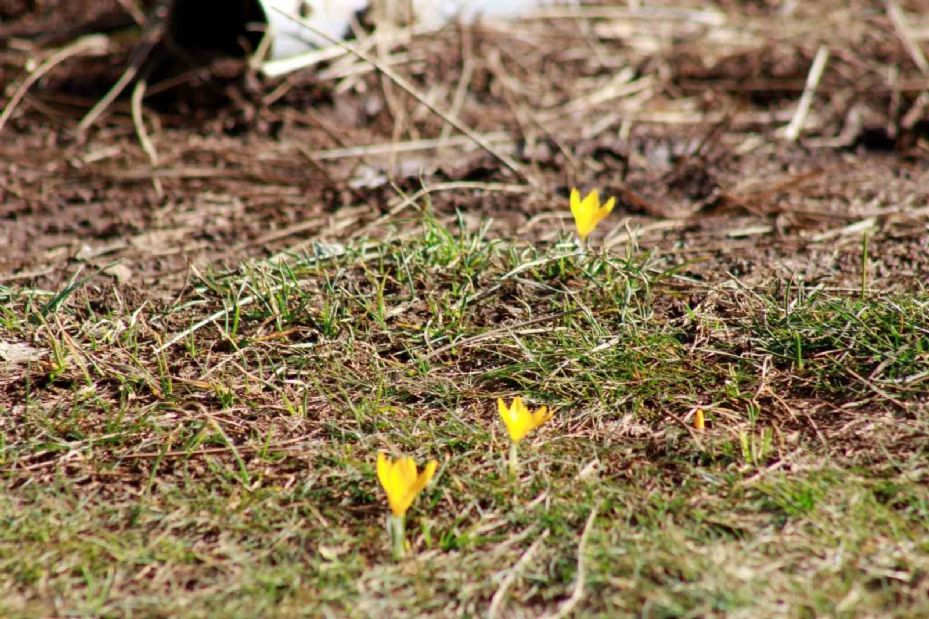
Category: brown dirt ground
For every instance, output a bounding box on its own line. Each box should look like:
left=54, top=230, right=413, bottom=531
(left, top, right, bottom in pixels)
left=1, top=0, right=928, bottom=300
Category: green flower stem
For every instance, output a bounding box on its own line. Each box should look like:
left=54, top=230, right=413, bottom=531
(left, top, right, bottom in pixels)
left=389, top=514, right=406, bottom=560
left=576, top=235, right=588, bottom=256
left=508, top=442, right=519, bottom=478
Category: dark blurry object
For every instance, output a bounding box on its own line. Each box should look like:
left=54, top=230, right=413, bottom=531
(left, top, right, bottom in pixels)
left=166, top=0, right=265, bottom=57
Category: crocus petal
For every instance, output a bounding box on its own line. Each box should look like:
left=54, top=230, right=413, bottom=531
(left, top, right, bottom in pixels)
left=399, top=457, right=417, bottom=486
left=500, top=397, right=530, bottom=443
left=601, top=196, right=616, bottom=215
left=579, top=220, right=596, bottom=240
left=570, top=189, right=593, bottom=240
left=377, top=453, right=408, bottom=516
left=589, top=209, right=609, bottom=232
left=570, top=188, right=582, bottom=212
left=581, top=189, right=600, bottom=213
left=377, top=452, right=390, bottom=491
left=498, top=397, right=518, bottom=442
left=531, top=406, right=552, bottom=431
left=412, top=460, right=438, bottom=496
left=510, top=424, right=529, bottom=444
left=498, top=397, right=511, bottom=420
left=511, top=398, right=531, bottom=443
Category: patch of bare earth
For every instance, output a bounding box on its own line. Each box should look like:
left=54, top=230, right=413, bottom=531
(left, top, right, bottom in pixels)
left=1, top=0, right=927, bottom=295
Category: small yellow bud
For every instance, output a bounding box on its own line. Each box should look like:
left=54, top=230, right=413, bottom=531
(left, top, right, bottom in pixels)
left=693, top=408, right=705, bottom=431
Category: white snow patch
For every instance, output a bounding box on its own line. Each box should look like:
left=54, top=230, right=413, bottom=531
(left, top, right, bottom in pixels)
left=259, top=0, right=369, bottom=59
left=257, top=0, right=567, bottom=60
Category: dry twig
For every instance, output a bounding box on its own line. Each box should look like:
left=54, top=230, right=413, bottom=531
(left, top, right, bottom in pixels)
left=783, top=45, right=830, bottom=141
left=541, top=507, right=598, bottom=619
left=885, top=0, right=929, bottom=76
left=488, top=529, right=550, bottom=619
left=77, top=18, right=164, bottom=132
left=0, top=35, right=111, bottom=132
left=273, top=7, right=533, bottom=185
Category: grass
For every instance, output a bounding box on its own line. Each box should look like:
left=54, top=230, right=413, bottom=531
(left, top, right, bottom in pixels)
left=1, top=214, right=927, bottom=617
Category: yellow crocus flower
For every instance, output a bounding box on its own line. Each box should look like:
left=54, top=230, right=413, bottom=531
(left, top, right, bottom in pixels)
left=498, top=397, right=552, bottom=477
left=376, top=452, right=437, bottom=559
left=498, top=397, right=552, bottom=444
left=376, top=452, right=437, bottom=518
left=570, top=188, right=616, bottom=242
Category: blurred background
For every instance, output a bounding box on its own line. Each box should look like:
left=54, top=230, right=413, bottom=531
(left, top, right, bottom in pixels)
left=1, top=1, right=927, bottom=291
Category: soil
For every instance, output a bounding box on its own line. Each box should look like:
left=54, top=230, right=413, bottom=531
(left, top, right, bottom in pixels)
left=1, top=0, right=928, bottom=298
